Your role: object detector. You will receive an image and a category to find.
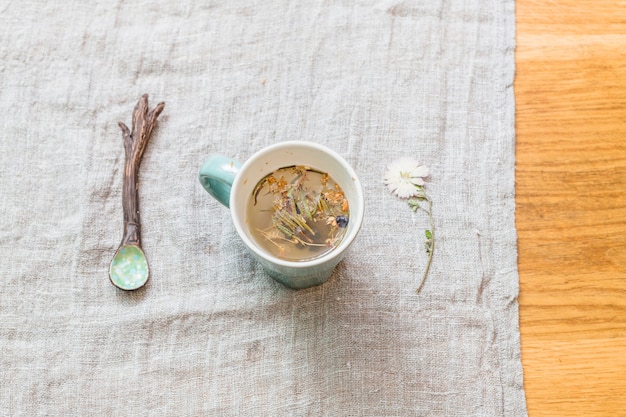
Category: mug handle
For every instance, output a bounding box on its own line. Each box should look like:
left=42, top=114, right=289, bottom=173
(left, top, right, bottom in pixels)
left=198, top=155, right=242, bottom=208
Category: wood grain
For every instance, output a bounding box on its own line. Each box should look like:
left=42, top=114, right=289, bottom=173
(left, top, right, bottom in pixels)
left=516, top=1, right=626, bottom=415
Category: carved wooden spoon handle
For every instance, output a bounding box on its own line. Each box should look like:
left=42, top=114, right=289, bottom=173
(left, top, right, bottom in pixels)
left=117, top=94, right=165, bottom=247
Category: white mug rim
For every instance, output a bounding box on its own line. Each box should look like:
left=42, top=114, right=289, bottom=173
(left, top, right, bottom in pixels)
left=229, top=141, right=364, bottom=269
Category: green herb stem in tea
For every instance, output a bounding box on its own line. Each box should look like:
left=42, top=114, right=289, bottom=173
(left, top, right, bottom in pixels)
left=247, top=165, right=350, bottom=261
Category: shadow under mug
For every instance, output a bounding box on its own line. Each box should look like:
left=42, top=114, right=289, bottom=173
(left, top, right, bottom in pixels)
left=199, top=141, right=364, bottom=289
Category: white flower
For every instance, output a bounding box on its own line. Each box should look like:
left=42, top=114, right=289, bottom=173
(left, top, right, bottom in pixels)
left=384, top=157, right=430, bottom=198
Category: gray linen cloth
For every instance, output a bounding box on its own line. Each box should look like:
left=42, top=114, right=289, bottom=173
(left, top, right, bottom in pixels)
left=0, top=0, right=526, bottom=415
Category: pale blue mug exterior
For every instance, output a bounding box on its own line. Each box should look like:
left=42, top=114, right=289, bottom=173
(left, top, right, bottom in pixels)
left=198, top=142, right=363, bottom=290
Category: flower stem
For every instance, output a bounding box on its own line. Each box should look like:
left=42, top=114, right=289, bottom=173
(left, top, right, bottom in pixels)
left=416, top=195, right=434, bottom=294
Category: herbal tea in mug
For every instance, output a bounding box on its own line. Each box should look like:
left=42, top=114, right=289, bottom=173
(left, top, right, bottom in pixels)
left=200, top=141, right=364, bottom=288
left=246, top=165, right=350, bottom=261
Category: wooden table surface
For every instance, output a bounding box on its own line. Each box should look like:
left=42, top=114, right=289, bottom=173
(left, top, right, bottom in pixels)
left=515, top=0, right=626, bottom=415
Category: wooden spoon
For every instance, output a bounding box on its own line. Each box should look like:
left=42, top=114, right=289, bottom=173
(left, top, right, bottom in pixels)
left=109, top=94, right=164, bottom=290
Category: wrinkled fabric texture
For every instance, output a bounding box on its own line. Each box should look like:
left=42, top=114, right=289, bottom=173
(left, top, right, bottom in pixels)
left=0, top=1, right=526, bottom=415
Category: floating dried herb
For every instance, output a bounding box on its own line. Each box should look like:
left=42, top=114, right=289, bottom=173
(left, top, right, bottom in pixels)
left=247, top=166, right=350, bottom=261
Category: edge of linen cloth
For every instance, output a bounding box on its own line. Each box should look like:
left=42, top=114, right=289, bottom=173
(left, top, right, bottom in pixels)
left=492, top=0, right=528, bottom=415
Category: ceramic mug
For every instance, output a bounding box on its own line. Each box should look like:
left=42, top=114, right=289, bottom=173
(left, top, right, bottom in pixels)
left=198, top=141, right=364, bottom=289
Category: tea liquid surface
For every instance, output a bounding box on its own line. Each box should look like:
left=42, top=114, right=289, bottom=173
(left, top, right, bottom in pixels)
left=246, top=165, right=350, bottom=261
